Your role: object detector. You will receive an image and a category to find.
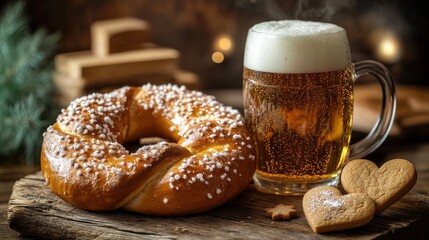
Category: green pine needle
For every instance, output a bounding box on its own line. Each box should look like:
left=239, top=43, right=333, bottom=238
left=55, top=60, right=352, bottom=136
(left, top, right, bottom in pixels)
left=0, top=1, right=60, bottom=164
left=0, top=97, right=46, bottom=160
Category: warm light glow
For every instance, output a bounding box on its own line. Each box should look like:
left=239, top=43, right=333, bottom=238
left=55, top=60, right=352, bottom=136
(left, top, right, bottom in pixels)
left=376, top=35, right=401, bottom=63
left=381, top=40, right=396, bottom=56
left=218, top=37, right=232, bottom=52
left=212, top=51, right=224, bottom=63
left=214, top=34, right=234, bottom=54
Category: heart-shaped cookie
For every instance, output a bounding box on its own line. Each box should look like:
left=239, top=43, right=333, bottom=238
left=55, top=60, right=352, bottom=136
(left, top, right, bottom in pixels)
left=303, top=186, right=375, bottom=233
left=341, top=159, right=417, bottom=213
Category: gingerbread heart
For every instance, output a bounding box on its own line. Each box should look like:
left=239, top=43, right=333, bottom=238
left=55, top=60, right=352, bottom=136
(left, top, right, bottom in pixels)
left=303, top=186, right=375, bottom=233
left=341, top=159, right=417, bottom=213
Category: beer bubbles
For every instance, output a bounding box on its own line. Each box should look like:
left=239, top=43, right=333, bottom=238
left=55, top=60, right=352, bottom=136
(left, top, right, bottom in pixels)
left=243, top=20, right=396, bottom=195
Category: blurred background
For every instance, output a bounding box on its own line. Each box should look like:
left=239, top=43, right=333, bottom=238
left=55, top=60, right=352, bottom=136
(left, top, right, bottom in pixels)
left=2, top=0, right=429, bottom=88
left=0, top=0, right=428, bottom=164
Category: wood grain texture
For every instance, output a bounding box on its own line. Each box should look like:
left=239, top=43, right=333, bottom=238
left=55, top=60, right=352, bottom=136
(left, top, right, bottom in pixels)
left=0, top=166, right=38, bottom=239
left=7, top=172, right=429, bottom=239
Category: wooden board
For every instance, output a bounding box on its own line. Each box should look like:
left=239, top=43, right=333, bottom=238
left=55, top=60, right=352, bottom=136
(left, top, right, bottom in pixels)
left=53, top=71, right=200, bottom=107
left=7, top=172, right=429, bottom=239
left=53, top=71, right=176, bottom=106
left=56, top=48, right=179, bottom=86
left=91, top=18, right=152, bottom=56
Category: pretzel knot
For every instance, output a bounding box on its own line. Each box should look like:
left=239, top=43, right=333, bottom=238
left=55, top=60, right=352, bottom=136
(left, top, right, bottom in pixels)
left=41, top=84, right=257, bottom=215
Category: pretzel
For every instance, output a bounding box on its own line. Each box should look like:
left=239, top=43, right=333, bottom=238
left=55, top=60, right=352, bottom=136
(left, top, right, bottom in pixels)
left=41, top=84, right=257, bottom=215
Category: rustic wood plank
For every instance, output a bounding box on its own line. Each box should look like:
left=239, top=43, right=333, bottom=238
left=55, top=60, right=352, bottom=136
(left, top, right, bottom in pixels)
left=90, top=18, right=152, bottom=56
left=55, top=48, right=179, bottom=86
left=0, top=204, right=20, bottom=239
left=7, top=172, right=429, bottom=239
left=52, top=71, right=201, bottom=107
left=55, top=51, right=93, bottom=75
left=53, top=71, right=176, bottom=106
left=0, top=168, right=36, bottom=239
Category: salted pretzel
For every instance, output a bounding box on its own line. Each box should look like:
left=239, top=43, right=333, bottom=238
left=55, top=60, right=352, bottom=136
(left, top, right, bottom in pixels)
left=41, top=84, right=257, bottom=215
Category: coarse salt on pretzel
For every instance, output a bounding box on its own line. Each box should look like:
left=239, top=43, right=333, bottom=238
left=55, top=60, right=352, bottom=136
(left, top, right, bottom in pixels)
left=41, top=84, right=257, bottom=215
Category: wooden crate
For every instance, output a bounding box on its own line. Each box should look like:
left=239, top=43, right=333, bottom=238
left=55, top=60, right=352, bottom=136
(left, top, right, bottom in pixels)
left=53, top=17, right=201, bottom=107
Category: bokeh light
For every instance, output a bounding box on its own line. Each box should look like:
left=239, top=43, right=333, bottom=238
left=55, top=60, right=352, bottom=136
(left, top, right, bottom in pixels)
left=211, top=51, right=225, bottom=63
left=375, top=33, right=402, bottom=63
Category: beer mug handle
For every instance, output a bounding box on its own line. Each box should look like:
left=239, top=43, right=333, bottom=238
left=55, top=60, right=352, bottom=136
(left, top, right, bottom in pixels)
left=348, top=60, right=397, bottom=159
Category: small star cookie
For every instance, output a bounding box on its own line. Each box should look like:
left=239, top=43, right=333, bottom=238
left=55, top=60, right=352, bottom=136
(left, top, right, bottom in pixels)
left=266, top=204, right=297, bottom=221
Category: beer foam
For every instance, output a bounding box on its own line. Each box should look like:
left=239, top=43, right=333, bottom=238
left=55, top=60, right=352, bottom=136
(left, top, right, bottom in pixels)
left=244, top=20, right=351, bottom=73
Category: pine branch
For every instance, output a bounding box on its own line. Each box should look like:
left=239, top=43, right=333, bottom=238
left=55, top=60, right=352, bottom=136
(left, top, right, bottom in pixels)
left=0, top=1, right=59, bottom=163
left=0, top=97, right=46, bottom=162
left=0, top=1, right=27, bottom=41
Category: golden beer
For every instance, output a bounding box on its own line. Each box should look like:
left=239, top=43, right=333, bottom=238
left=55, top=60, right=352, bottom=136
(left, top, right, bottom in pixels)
left=244, top=20, right=396, bottom=195
left=243, top=67, right=353, bottom=184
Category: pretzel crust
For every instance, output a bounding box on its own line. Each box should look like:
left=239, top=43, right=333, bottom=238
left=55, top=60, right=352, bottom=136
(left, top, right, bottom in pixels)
left=41, top=84, right=257, bottom=215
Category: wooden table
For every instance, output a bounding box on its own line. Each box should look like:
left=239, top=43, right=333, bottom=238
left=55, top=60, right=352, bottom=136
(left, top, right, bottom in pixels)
left=2, top=142, right=429, bottom=239
left=2, top=89, right=429, bottom=239
left=0, top=166, right=39, bottom=239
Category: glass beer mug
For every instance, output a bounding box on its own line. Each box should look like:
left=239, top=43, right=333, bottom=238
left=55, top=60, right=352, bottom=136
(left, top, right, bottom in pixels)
left=243, top=20, right=396, bottom=195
